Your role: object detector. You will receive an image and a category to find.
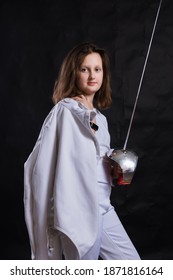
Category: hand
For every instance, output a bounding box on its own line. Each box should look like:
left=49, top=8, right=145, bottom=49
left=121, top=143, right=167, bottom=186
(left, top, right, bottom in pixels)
left=73, top=95, right=94, bottom=110
left=111, top=163, right=122, bottom=179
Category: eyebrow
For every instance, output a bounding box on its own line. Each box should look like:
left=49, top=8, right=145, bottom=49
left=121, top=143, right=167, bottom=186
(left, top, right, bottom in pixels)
left=80, top=65, right=102, bottom=68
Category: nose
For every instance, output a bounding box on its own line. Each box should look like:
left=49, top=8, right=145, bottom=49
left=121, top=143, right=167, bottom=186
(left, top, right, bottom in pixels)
left=89, top=70, right=95, bottom=80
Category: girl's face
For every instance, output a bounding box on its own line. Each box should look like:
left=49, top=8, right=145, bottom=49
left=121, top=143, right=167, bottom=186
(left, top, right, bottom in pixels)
left=77, top=52, right=103, bottom=97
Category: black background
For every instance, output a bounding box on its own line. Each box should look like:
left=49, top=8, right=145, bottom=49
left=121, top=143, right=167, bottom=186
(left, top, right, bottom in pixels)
left=1, top=0, right=173, bottom=260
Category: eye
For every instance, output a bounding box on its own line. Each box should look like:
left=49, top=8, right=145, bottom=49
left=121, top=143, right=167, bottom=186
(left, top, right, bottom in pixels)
left=80, top=67, right=88, bottom=72
left=95, top=67, right=102, bottom=72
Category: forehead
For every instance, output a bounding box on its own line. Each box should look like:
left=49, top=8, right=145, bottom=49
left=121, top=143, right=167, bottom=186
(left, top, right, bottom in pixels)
left=81, top=52, right=102, bottom=65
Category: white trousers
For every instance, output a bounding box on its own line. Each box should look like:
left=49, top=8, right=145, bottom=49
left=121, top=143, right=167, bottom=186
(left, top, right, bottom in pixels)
left=59, top=182, right=140, bottom=260
left=82, top=207, right=140, bottom=260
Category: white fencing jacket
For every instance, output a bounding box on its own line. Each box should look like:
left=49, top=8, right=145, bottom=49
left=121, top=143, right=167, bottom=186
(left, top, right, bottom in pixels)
left=24, top=98, right=111, bottom=259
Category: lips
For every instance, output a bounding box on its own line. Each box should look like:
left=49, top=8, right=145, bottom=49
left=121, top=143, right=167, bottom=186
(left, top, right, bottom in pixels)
left=87, top=82, right=97, bottom=86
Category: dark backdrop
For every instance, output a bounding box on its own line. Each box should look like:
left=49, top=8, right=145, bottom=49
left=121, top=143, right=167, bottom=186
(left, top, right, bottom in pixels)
left=1, top=0, right=173, bottom=260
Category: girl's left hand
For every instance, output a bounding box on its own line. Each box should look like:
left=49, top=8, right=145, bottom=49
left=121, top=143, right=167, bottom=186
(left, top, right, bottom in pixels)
left=111, top=163, right=122, bottom=179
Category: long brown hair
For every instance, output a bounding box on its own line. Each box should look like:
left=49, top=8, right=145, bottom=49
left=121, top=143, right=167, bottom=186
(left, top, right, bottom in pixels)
left=52, top=42, right=112, bottom=109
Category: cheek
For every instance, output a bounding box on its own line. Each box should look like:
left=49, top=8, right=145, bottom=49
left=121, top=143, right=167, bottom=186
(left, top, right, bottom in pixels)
left=76, top=75, right=86, bottom=87
left=98, top=73, right=103, bottom=84
left=76, top=79, right=82, bottom=91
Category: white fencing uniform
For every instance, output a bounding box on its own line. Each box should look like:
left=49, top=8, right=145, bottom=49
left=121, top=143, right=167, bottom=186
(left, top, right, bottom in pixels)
left=60, top=104, right=140, bottom=260
left=24, top=98, right=140, bottom=260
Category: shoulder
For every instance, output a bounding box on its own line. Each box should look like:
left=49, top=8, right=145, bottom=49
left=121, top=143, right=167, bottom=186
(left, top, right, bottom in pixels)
left=44, top=98, right=84, bottom=128
left=46, top=98, right=75, bottom=121
left=59, top=98, right=85, bottom=113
